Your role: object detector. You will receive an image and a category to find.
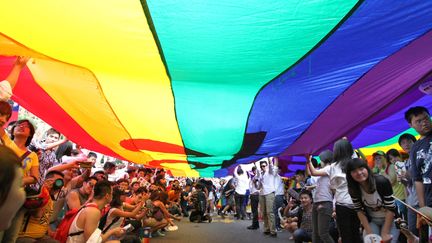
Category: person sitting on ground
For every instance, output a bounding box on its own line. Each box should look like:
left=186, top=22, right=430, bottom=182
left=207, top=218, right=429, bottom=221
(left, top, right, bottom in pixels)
left=17, top=171, right=65, bottom=243
left=189, top=183, right=212, bottom=223
left=0, top=145, right=26, bottom=231
left=130, top=182, right=140, bottom=195
left=101, top=188, right=145, bottom=241
left=31, top=128, right=68, bottom=184
left=48, top=159, right=91, bottom=229
left=66, top=180, right=125, bottom=243
left=167, top=181, right=182, bottom=216
left=292, top=190, right=314, bottom=243
left=154, top=174, right=167, bottom=192
left=180, top=184, right=191, bottom=217
left=103, top=162, right=116, bottom=181
left=142, top=191, right=171, bottom=237
left=117, top=179, right=130, bottom=193
left=93, top=171, right=107, bottom=182
left=281, top=197, right=300, bottom=239
left=65, top=176, right=98, bottom=211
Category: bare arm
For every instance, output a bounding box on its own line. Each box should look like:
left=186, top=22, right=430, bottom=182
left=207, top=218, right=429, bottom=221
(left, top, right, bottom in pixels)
left=415, top=181, right=425, bottom=207
left=306, top=156, right=327, bottom=177
left=357, top=211, right=372, bottom=235
left=43, top=138, right=68, bottom=150
left=381, top=210, right=394, bottom=242
left=67, top=190, right=82, bottom=210
left=5, top=57, right=29, bottom=89
left=111, top=203, right=143, bottom=219
left=23, top=165, right=40, bottom=185
left=48, top=160, right=80, bottom=172
left=83, top=208, right=101, bottom=241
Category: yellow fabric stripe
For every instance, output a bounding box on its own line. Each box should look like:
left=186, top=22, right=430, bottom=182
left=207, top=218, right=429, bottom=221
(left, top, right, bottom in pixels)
left=0, top=1, right=190, bottom=169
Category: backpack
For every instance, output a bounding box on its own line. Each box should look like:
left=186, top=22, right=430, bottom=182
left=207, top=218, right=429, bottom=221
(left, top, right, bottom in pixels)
left=54, top=203, right=98, bottom=243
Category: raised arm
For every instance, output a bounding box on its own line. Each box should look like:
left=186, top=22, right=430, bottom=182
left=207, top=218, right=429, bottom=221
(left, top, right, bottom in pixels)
left=5, top=57, right=30, bottom=90
left=111, top=202, right=143, bottom=219
left=305, top=155, right=328, bottom=177
left=43, top=137, right=68, bottom=150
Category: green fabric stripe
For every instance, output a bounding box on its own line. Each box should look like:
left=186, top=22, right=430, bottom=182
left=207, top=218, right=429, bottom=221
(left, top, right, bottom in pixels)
left=364, top=128, right=418, bottom=148
left=147, top=0, right=358, bottom=167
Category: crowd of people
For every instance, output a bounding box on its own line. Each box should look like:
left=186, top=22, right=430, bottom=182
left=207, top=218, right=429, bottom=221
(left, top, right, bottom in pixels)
left=1, top=57, right=432, bottom=243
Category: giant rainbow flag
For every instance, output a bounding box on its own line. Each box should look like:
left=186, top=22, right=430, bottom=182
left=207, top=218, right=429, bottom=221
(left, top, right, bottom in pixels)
left=0, top=0, right=431, bottom=177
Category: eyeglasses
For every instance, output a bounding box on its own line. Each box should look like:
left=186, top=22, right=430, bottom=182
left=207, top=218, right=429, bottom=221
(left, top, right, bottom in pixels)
left=16, top=123, right=30, bottom=128
left=414, top=115, right=431, bottom=126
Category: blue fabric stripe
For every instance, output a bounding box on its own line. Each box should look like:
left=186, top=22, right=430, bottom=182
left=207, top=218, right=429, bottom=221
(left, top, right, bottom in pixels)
left=243, top=1, right=432, bottom=159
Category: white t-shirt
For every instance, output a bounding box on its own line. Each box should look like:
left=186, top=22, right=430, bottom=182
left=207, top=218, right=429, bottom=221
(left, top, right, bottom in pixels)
left=322, top=162, right=353, bottom=206
left=259, top=164, right=278, bottom=196
left=274, top=175, right=285, bottom=196
left=0, top=80, right=12, bottom=101
left=234, top=173, right=250, bottom=195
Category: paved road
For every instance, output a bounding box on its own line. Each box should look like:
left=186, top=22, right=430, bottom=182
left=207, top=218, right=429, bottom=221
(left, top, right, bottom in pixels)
left=150, top=214, right=294, bottom=243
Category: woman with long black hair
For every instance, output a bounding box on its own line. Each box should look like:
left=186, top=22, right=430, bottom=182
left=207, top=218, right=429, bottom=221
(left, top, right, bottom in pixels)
left=346, top=158, right=399, bottom=243
left=307, top=138, right=362, bottom=243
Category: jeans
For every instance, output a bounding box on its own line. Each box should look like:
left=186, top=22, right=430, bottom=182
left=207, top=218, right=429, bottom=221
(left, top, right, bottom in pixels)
left=293, top=228, right=312, bottom=243
left=312, top=201, right=334, bottom=243
left=234, top=193, right=246, bottom=219
left=259, top=193, right=276, bottom=233
left=250, top=194, right=259, bottom=227
left=367, top=216, right=400, bottom=243
left=0, top=208, right=25, bottom=243
left=273, top=194, right=285, bottom=229
left=407, top=204, right=419, bottom=236
left=335, top=205, right=362, bottom=243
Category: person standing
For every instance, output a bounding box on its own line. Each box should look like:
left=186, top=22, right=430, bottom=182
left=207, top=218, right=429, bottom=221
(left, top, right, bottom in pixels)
left=307, top=139, right=362, bottom=243
left=233, top=165, right=249, bottom=220
left=256, top=157, right=279, bottom=237
left=247, top=166, right=260, bottom=230
left=398, top=133, right=418, bottom=235
left=306, top=150, right=335, bottom=243
left=405, top=106, right=432, bottom=241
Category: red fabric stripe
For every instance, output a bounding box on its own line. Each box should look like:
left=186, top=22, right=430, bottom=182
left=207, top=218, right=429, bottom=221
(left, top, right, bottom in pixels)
left=0, top=56, right=125, bottom=159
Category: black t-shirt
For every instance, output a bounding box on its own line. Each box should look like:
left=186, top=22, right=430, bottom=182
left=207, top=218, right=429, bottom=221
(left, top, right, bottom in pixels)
left=410, top=134, right=432, bottom=206
left=198, top=179, right=214, bottom=192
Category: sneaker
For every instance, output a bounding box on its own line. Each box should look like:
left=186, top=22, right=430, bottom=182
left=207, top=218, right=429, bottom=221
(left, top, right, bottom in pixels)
left=247, top=225, right=259, bottom=230
left=155, top=230, right=165, bottom=237
left=275, top=227, right=283, bottom=233
left=263, top=231, right=271, bottom=235
left=270, top=232, right=277, bottom=238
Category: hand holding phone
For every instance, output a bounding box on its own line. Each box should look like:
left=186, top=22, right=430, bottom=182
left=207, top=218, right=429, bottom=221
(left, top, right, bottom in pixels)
left=123, top=224, right=134, bottom=233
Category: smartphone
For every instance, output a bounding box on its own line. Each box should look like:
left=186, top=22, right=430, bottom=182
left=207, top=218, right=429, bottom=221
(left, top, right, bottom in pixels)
left=79, top=162, right=92, bottom=169
left=123, top=224, right=134, bottom=233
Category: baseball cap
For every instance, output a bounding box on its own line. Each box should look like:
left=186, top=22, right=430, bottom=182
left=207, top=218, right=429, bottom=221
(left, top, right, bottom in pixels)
left=372, top=150, right=385, bottom=157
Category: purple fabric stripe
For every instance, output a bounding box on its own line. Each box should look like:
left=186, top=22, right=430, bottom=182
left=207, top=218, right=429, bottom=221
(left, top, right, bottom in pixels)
left=283, top=30, right=432, bottom=156
left=352, top=94, right=432, bottom=149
